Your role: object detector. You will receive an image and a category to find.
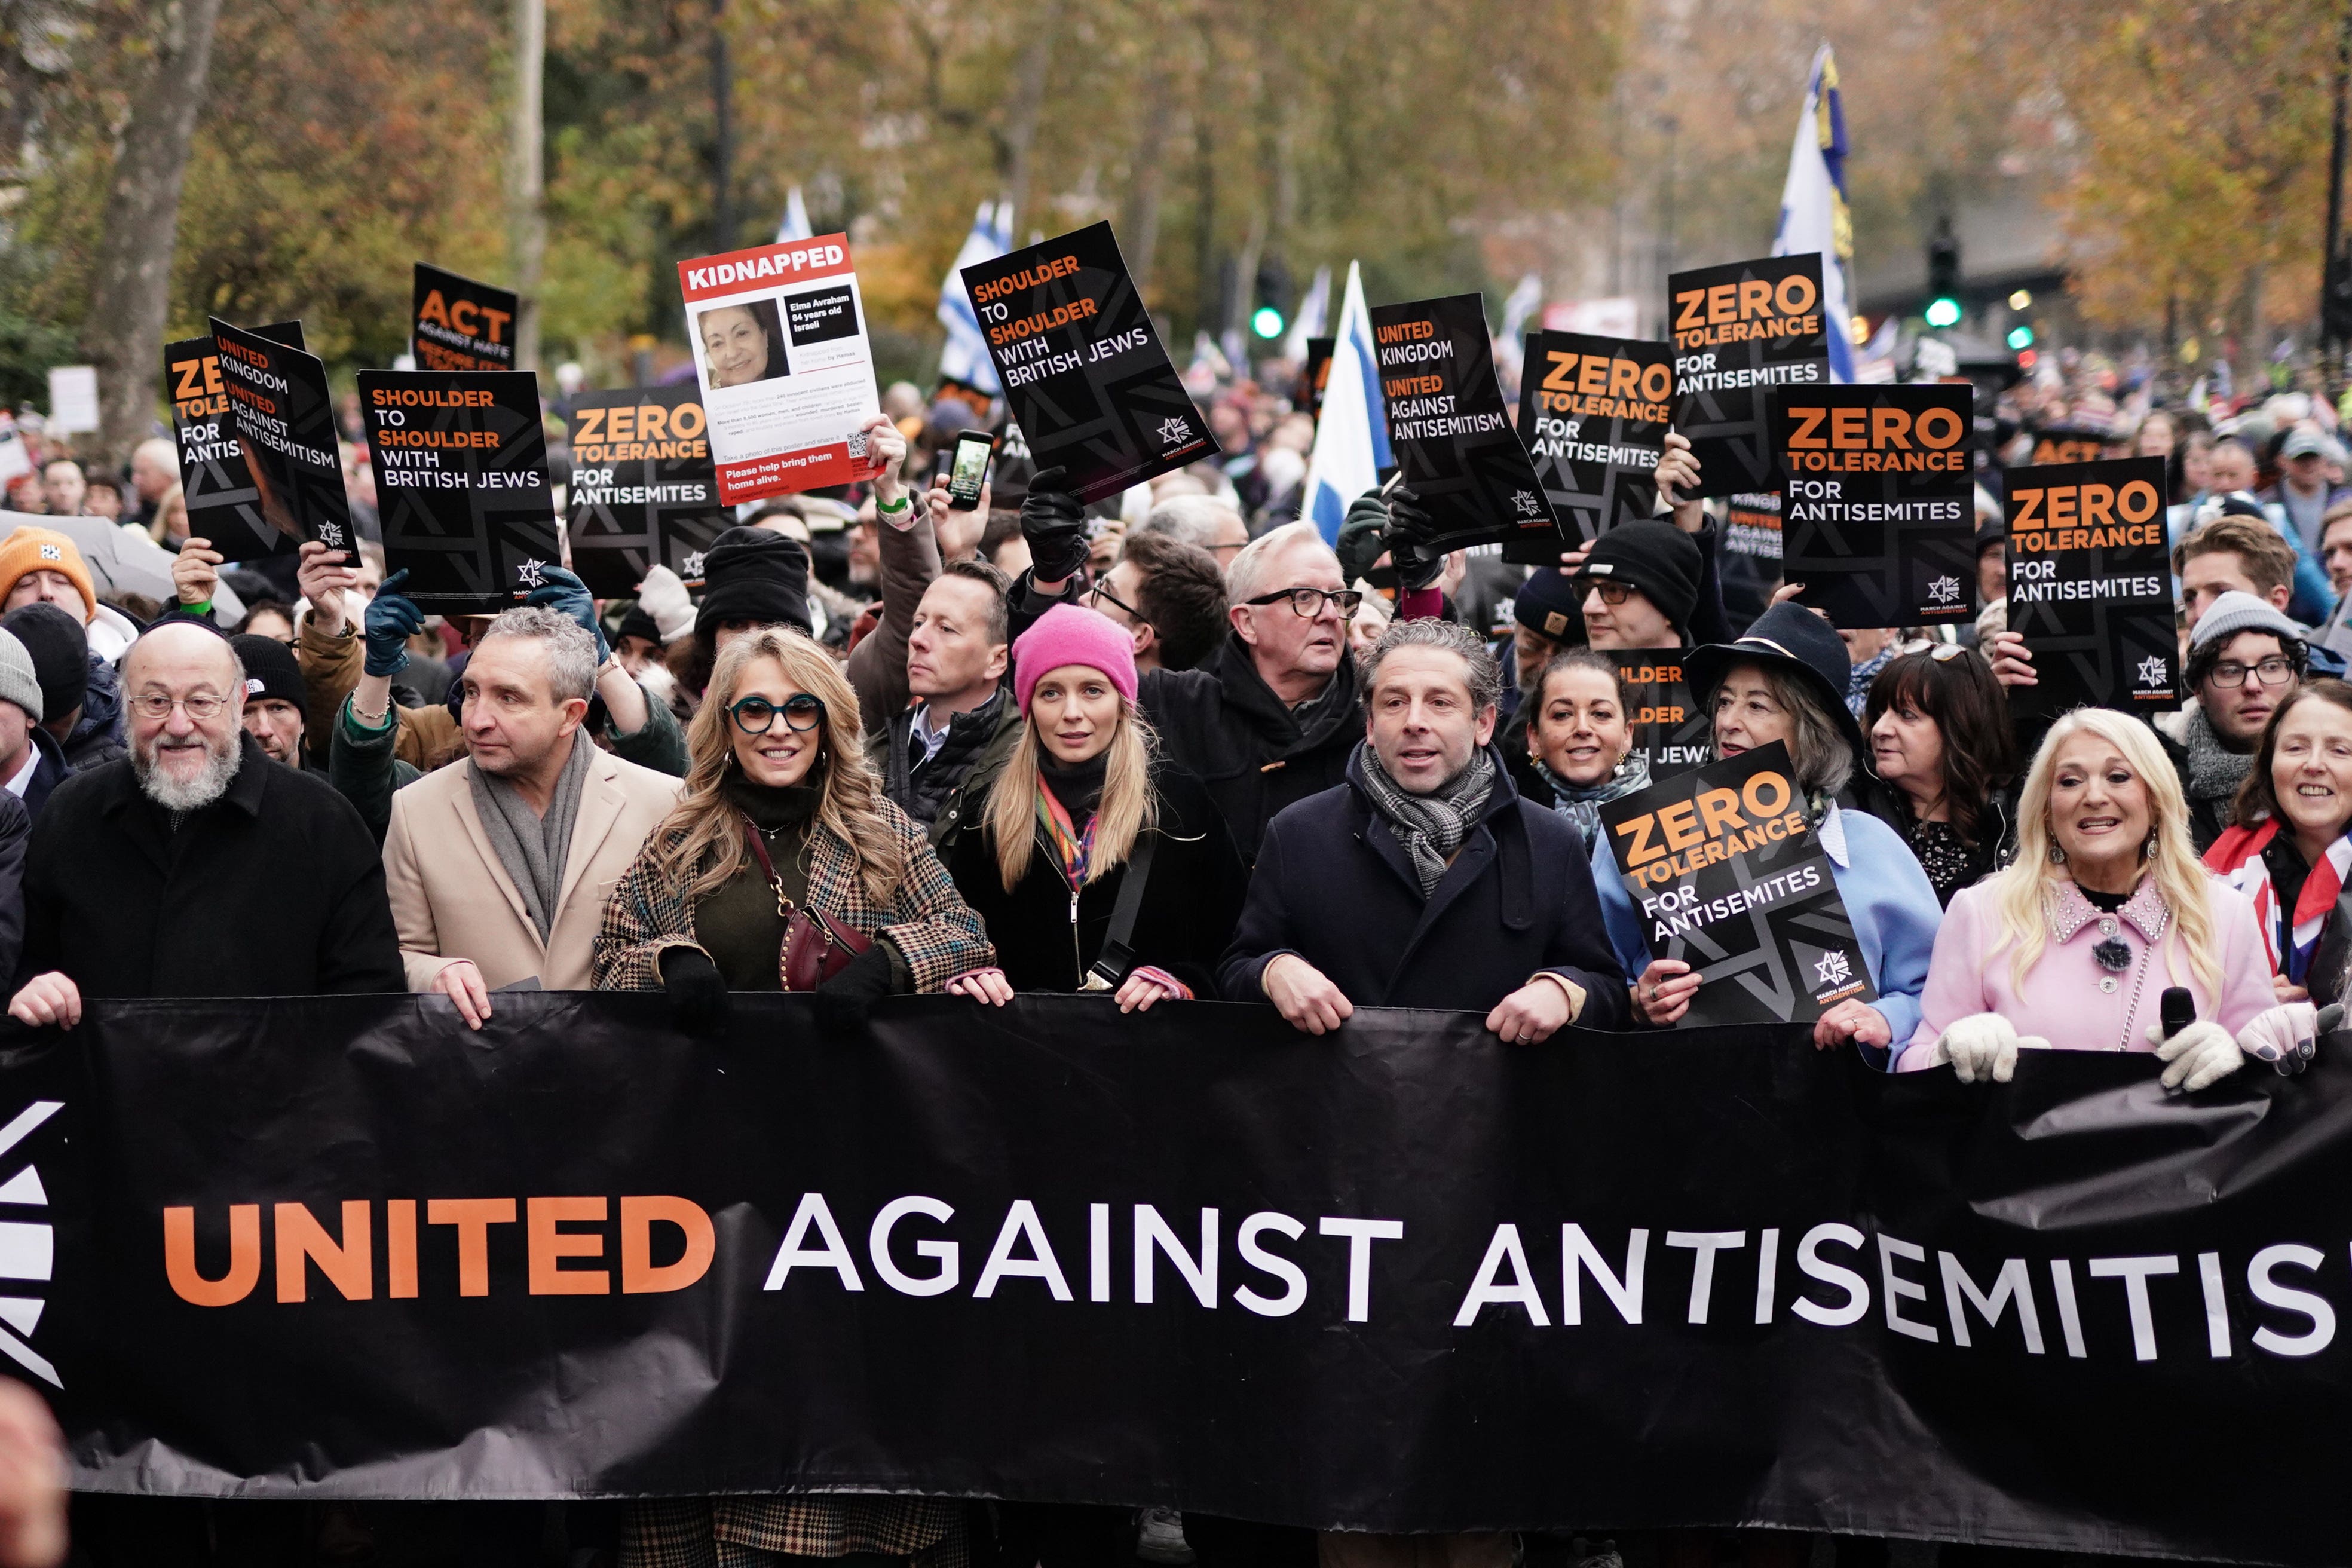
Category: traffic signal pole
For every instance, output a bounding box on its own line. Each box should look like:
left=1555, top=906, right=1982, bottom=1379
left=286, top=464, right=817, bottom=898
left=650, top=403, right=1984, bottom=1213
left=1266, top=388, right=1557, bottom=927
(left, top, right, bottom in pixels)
left=2322, top=0, right=2351, bottom=394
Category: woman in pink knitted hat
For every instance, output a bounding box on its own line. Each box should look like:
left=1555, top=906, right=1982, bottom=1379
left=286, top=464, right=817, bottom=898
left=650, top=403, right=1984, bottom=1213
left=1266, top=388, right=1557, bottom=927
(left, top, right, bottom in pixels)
left=944, top=602, right=1246, bottom=1009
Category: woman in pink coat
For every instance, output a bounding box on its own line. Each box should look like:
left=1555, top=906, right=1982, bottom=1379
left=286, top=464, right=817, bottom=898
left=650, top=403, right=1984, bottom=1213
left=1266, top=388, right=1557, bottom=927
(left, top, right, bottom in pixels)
left=1900, top=706, right=2320, bottom=1088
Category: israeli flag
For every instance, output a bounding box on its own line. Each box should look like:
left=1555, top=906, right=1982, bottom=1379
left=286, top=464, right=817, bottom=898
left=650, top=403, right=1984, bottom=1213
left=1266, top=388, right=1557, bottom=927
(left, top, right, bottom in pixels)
left=936, top=200, right=1013, bottom=394
left=1494, top=272, right=1544, bottom=382
left=774, top=186, right=813, bottom=243
left=1298, top=261, right=1393, bottom=544
left=1282, top=265, right=1331, bottom=363
left=1771, top=44, right=1855, bottom=384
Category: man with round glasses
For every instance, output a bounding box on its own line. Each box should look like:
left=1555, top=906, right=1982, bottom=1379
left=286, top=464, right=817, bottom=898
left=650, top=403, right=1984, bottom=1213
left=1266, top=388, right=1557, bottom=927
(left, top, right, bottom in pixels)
left=2161, top=590, right=2312, bottom=853
left=8, top=620, right=403, bottom=1025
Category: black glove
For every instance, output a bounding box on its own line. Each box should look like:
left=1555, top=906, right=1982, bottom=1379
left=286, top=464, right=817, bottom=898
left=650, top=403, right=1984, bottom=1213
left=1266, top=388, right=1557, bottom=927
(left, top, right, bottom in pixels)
left=659, top=947, right=731, bottom=1037
left=1384, top=485, right=1446, bottom=592
left=1019, top=465, right=1091, bottom=582
left=1336, top=489, right=1389, bottom=586
left=816, top=942, right=896, bottom=1006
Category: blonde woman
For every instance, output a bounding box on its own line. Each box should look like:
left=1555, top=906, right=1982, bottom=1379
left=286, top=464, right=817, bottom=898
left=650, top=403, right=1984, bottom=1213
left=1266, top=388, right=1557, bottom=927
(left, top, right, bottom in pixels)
left=1899, top=706, right=2317, bottom=1088
left=944, top=604, right=1245, bottom=1007
left=594, top=628, right=992, bottom=1030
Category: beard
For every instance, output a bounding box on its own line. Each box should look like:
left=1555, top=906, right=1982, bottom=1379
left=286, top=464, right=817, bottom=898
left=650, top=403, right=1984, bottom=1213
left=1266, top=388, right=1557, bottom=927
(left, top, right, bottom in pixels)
left=133, top=728, right=241, bottom=813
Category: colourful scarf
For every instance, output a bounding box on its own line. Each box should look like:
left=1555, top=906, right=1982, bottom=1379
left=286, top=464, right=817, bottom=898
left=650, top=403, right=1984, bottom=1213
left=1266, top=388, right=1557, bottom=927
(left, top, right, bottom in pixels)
left=1036, top=782, right=1097, bottom=891
left=2206, top=818, right=2352, bottom=983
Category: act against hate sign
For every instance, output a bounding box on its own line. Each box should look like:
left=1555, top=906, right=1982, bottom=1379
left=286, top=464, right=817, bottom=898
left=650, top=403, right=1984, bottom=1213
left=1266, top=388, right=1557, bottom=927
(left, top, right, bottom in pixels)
left=677, top=235, right=880, bottom=506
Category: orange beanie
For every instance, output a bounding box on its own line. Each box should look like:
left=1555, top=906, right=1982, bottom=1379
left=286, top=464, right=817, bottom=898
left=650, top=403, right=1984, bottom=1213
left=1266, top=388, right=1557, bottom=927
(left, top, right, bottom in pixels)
left=0, top=528, right=94, bottom=622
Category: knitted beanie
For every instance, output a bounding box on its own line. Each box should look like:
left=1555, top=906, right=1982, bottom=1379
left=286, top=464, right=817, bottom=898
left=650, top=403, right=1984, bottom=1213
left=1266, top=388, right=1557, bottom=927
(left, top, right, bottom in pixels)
left=1011, top=603, right=1140, bottom=713
left=694, top=525, right=812, bottom=637
left=0, top=630, right=42, bottom=724
left=1577, top=520, right=1702, bottom=636
left=229, top=633, right=306, bottom=709
left=0, top=527, right=94, bottom=621
left=1, top=602, right=84, bottom=719
left=1512, top=566, right=1583, bottom=639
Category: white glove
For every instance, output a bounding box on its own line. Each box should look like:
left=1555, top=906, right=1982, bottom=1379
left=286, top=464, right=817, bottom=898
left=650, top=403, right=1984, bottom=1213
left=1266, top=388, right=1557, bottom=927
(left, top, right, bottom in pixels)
left=2234, top=1001, right=2342, bottom=1076
left=635, top=565, right=697, bottom=644
left=1930, top=1012, right=2050, bottom=1084
left=2150, top=1019, right=2243, bottom=1092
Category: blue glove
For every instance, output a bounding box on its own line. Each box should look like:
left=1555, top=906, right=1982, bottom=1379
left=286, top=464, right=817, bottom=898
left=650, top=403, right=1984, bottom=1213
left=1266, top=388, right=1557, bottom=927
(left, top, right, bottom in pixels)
left=524, top=565, right=611, bottom=666
left=364, top=568, right=423, bottom=678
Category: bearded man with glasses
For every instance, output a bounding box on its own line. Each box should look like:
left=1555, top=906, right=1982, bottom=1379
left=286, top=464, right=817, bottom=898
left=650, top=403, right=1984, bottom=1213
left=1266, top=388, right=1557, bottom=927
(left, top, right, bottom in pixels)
left=7, top=620, right=403, bottom=1027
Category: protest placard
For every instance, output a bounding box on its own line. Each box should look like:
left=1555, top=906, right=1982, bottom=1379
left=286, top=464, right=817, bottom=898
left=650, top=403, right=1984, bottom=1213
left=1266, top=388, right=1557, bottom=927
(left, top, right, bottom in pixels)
left=1598, top=742, right=1873, bottom=1026
left=1298, top=336, right=1334, bottom=421
left=1721, top=492, right=1783, bottom=561
left=1369, top=293, right=1558, bottom=557
left=1668, top=255, right=1830, bottom=499
left=1613, top=650, right=1711, bottom=779
left=357, top=369, right=558, bottom=615
left=1772, top=382, right=1976, bottom=628
left=564, top=386, right=728, bottom=597
left=678, top=234, right=881, bottom=505
left=167, top=322, right=306, bottom=560
left=1518, top=329, right=1671, bottom=541
left=411, top=263, right=518, bottom=373
left=960, top=221, right=1214, bottom=503
left=208, top=317, right=354, bottom=552
left=2026, top=425, right=2110, bottom=467
left=2005, top=455, right=2179, bottom=714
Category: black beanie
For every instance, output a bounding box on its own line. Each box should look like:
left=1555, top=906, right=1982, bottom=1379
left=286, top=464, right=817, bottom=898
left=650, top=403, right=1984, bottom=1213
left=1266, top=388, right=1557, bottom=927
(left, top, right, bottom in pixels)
left=695, top=526, right=812, bottom=638
left=617, top=605, right=662, bottom=647
left=1578, top=520, right=1702, bottom=636
left=229, top=633, right=305, bottom=709
left=1512, top=567, right=1583, bottom=639
left=2, top=601, right=86, bottom=718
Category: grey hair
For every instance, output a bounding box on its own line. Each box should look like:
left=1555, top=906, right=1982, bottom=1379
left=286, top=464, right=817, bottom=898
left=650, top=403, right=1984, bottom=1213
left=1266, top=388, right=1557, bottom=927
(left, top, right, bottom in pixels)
left=1708, top=660, right=1854, bottom=798
left=1134, top=494, right=1242, bottom=551
left=1224, top=519, right=1336, bottom=602
left=478, top=605, right=599, bottom=702
left=1359, top=617, right=1503, bottom=715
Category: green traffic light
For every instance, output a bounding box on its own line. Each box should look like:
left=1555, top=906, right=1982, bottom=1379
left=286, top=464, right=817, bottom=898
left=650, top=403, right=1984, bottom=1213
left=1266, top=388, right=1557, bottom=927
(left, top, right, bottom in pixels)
left=2007, top=324, right=2035, bottom=351
left=1924, top=297, right=1962, bottom=329
left=1251, top=306, right=1285, bottom=339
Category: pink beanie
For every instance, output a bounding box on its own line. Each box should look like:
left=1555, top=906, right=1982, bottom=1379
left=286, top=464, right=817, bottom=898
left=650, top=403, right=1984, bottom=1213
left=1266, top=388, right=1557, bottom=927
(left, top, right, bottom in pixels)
left=1012, top=603, right=1139, bottom=713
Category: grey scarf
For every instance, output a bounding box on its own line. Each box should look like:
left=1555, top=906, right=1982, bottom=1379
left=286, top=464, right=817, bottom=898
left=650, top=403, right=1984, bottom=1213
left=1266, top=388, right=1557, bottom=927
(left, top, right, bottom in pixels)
left=1536, top=749, right=1652, bottom=853
left=468, top=733, right=595, bottom=942
left=2179, top=705, right=2253, bottom=806
left=1356, top=742, right=1497, bottom=896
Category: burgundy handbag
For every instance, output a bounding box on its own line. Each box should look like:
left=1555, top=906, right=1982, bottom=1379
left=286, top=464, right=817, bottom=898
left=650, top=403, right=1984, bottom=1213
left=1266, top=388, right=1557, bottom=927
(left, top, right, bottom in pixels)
left=743, top=820, right=871, bottom=991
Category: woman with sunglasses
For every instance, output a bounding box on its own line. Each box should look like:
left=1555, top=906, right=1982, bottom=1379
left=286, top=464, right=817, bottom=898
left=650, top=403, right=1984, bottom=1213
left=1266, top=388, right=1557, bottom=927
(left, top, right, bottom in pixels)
left=595, top=629, right=993, bottom=1028
left=944, top=604, right=1247, bottom=1007
left=1857, top=644, right=2019, bottom=906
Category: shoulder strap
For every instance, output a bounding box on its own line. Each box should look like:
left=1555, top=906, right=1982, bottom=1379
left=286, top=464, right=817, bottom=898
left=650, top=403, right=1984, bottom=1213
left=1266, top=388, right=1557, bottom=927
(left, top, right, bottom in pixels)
left=1084, top=830, right=1158, bottom=990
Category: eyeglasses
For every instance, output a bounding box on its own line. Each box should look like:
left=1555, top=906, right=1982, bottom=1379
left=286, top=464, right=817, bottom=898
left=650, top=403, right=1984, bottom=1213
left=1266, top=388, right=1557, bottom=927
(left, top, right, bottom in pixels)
left=1244, top=587, right=1364, bottom=618
left=1086, top=581, right=1149, bottom=623
left=2206, top=657, right=2296, bottom=690
left=727, top=693, right=827, bottom=734
left=130, top=692, right=229, bottom=721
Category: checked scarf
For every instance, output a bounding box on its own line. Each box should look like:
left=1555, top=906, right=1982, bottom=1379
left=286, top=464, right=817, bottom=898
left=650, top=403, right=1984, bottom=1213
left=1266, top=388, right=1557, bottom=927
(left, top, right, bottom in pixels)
left=2206, top=817, right=2352, bottom=984
left=1355, top=742, right=1496, bottom=896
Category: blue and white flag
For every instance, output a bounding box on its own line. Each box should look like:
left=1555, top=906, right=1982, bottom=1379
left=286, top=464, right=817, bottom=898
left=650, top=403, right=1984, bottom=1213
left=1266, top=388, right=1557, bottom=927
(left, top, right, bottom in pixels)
left=936, top=200, right=1013, bottom=394
left=1282, top=265, right=1331, bottom=363
left=1298, top=261, right=1393, bottom=544
left=774, top=186, right=813, bottom=244
left=1494, top=272, right=1544, bottom=384
left=1772, top=45, right=1855, bottom=384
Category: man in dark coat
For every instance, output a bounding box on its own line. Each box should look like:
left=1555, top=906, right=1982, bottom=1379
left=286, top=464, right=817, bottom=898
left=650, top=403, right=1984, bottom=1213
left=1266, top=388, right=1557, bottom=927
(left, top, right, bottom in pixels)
left=8, top=621, right=401, bottom=1023
left=1218, top=616, right=1628, bottom=1036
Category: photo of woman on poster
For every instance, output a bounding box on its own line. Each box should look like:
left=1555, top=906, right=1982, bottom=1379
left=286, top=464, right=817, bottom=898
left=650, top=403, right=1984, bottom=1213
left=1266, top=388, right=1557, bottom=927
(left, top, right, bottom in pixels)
left=697, top=299, right=789, bottom=388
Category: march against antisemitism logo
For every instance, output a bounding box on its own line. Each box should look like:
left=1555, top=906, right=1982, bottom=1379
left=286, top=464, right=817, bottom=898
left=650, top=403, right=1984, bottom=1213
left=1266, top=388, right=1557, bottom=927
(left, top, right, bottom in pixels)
left=0, top=1102, right=60, bottom=1389
left=2136, top=656, right=2170, bottom=690
left=1155, top=416, right=1195, bottom=452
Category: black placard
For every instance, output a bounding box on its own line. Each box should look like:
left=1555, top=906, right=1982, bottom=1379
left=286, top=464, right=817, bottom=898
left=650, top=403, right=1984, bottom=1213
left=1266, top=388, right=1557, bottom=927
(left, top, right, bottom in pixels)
left=411, top=262, right=518, bottom=374
left=1298, top=336, right=1334, bottom=420
left=358, top=370, right=559, bottom=614
left=1773, top=382, right=1977, bottom=629
left=2025, top=425, right=2111, bottom=468
left=1518, top=330, right=1671, bottom=542
left=1722, top=491, right=1783, bottom=561
left=1614, top=649, right=1711, bottom=779
left=1598, top=742, right=1873, bottom=1025
left=1668, top=255, right=1831, bottom=498
left=166, top=323, right=305, bottom=561
left=2006, top=455, right=2180, bottom=714
left=565, top=387, right=729, bottom=598
left=1369, top=293, right=1560, bottom=556
left=961, top=222, right=1215, bottom=504
left=208, top=317, right=354, bottom=552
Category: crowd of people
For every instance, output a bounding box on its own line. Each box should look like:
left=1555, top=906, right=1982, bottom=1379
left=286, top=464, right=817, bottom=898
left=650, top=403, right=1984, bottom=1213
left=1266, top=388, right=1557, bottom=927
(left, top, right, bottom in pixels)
left=1, top=341, right=2348, bottom=1566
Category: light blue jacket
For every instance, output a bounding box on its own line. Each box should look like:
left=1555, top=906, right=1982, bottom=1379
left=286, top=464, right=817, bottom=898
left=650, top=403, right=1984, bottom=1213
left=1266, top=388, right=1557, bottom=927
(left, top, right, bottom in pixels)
left=1591, top=803, right=1941, bottom=1067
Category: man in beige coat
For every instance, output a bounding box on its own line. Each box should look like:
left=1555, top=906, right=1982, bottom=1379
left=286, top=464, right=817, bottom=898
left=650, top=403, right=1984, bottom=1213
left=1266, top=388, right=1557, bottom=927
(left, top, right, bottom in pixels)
left=382, top=606, right=680, bottom=1023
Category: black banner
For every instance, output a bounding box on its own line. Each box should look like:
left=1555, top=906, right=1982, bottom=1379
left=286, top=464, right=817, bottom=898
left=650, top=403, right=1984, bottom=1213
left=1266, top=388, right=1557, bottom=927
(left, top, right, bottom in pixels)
left=961, top=222, right=1214, bottom=504
left=1614, top=650, right=1710, bottom=779
left=411, top=262, right=518, bottom=374
left=357, top=370, right=559, bottom=615
left=1668, top=256, right=1829, bottom=499
left=564, top=387, right=728, bottom=597
left=208, top=317, right=355, bottom=552
left=20, top=994, right=2352, bottom=1566
left=1518, top=330, right=1670, bottom=543
left=166, top=323, right=305, bottom=561
left=1370, top=293, right=1559, bottom=558
left=2007, top=456, right=2180, bottom=715
left=1598, top=743, right=1872, bottom=1025
left=1773, top=383, right=1976, bottom=629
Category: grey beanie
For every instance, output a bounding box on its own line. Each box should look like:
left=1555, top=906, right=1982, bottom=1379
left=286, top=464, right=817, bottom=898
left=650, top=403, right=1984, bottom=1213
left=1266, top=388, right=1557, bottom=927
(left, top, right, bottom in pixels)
left=2187, top=589, right=2306, bottom=687
left=0, top=630, right=43, bottom=724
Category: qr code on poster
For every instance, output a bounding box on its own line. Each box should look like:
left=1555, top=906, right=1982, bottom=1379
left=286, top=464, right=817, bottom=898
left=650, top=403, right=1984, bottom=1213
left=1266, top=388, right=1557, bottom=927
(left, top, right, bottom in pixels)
left=846, top=432, right=868, bottom=458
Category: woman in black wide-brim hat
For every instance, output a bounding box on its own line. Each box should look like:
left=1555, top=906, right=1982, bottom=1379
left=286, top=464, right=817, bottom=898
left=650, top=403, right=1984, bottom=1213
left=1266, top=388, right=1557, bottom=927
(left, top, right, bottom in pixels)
left=1585, top=602, right=1944, bottom=1065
